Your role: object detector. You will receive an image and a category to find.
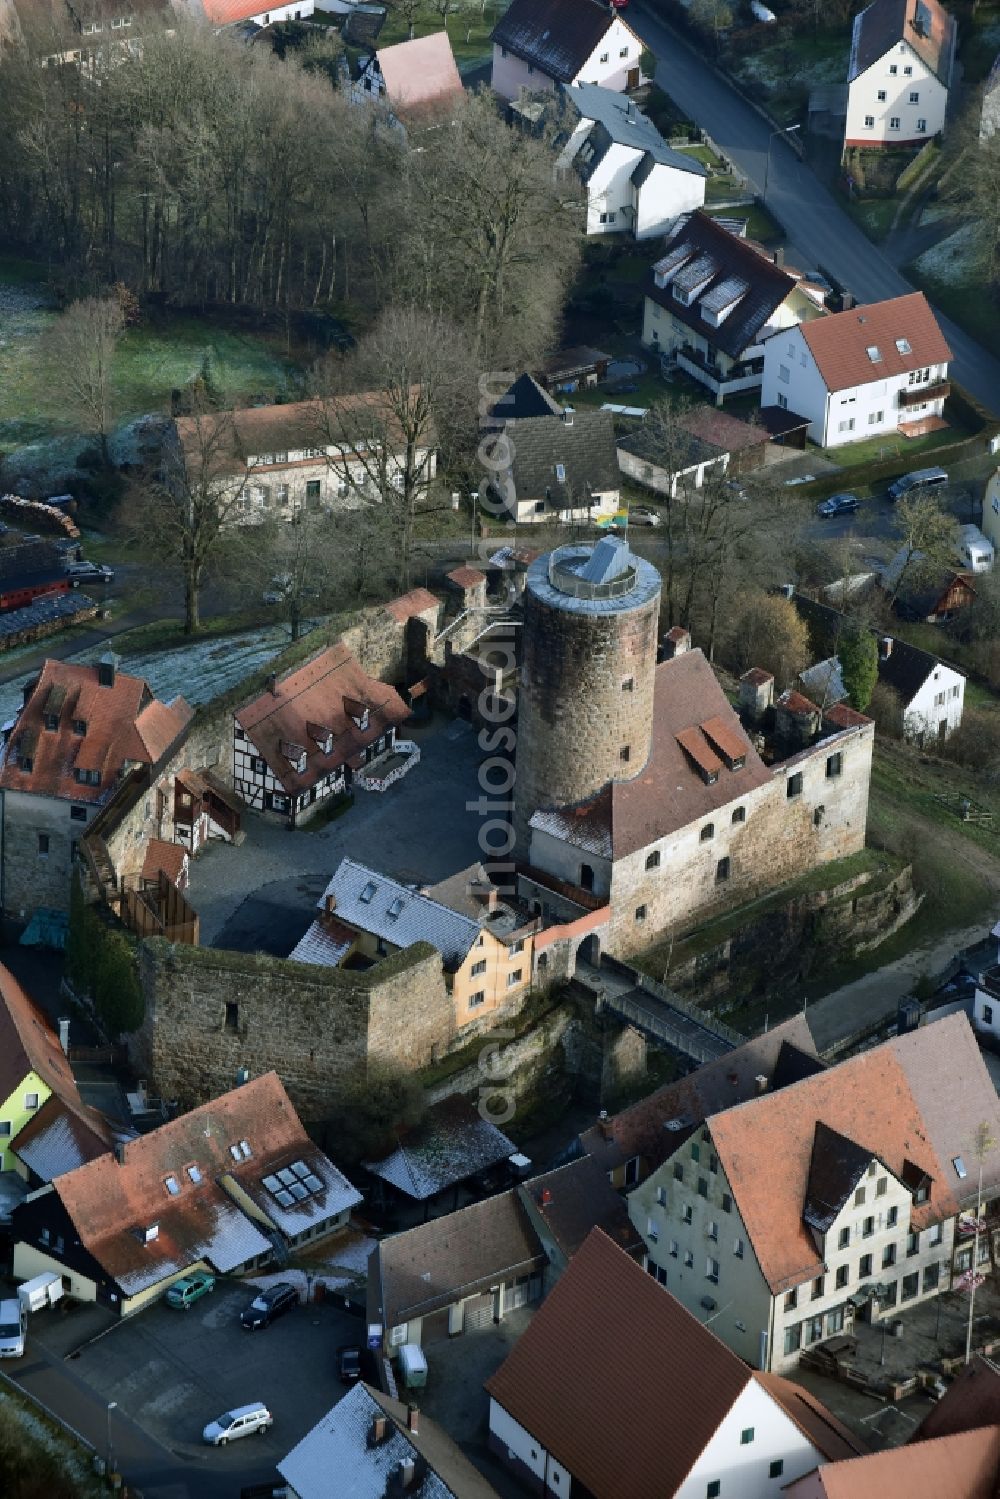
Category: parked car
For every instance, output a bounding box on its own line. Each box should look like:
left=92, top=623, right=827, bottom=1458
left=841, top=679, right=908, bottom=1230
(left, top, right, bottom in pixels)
left=628, top=506, right=661, bottom=527
left=166, top=1271, right=215, bottom=1310
left=0, top=1300, right=26, bottom=1358
left=241, top=1282, right=298, bottom=1331
left=202, top=1402, right=273, bottom=1446
left=888, top=467, right=948, bottom=502
left=338, top=1344, right=362, bottom=1384
left=66, top=561, right=114, bottom=584
left=815, top=492, right=860, bottom=518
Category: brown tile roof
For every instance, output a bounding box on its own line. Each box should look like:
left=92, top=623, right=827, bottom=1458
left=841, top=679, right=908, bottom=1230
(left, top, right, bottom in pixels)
left=486, top=1228, right=855, bottom=1497
left=799, top=292, right=951, bottom=394
left=784, top=1426, right=1000, bottom=1499
left=755, top=1374, right=867, bottom=1463
left=519, top=1156, right=643, bottom=1259
left=383, top=587, right=441, bottom=624
left=446, top=566, right=486, bottom=589
left=679, top=405, right=770, bottom=453
left=777, top=688, right=821, bottom=716
left=53, top=1072, right=356, bottom=1296
left=742, top=666, right=775, bottom=686
left=708, top=1015, right=1000, bottom=1294
left=369, top=1189, right=546, bottom=1328
left=850, top=0, right=956, bottom=84
left=236, top=644, right=410, bottom=796
left=579, top=1017, right=819, bottom=1174
left=530, top=649, right=773, bottom=858
left=825, top=703, right=872, bottom=729
left=914, top=1355, right=1000, bottom=1444
left=376, top=31, right=464, bottom=112
left=0, top=659, right=192, bottom=804
left=141, top=839, right=188, bottom=886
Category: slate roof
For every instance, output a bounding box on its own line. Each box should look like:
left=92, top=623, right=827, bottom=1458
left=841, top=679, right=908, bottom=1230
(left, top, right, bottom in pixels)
left=235, top=644, right=410, bottom=796
left=849, top=0, right=956, bottom=84
left=793, top=592, right=962, bottom=706
left=646, top=211, right=803, bottom=360
left=0, top=658, right=192, bottom=805
left=370, top=1190, right=546, bottom=1328
left=578, top=1017, right=820, bottom=1175
left=489, top=373, right=564, bottom=421
left=530, top=648, right=773, bottom=859
left=319, top=857, right=480, bottom=969
left=0, top=538, right=66, bottom=586
left=51, top=1073, right=358, bottom=1296
left=708, top=1014, right=1000, bottom=1294
left=799, top=292, right=951, bottom=393
left=803, top=1121, right=880, bottom=1233
left=278, top=1382, right=502, bottom=1499
left=519, top=1155, right=643, bottom=1259
left=485, top=1229, right=862, bottom=1499
left=364, top=1095, right=516, bottom=1202
left=491, top=0, right=630, bottom=83
left=784, top=1426, right=1000, bottom=1499
left=563, top=81, right=708, bottom=178
left=376, top=31, right=464, bottom=112
left=485, top=409, right=620, bottom=508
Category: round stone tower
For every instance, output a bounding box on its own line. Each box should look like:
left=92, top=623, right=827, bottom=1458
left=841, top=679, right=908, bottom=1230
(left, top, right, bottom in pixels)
left=513, top=535, right=662, bottom=857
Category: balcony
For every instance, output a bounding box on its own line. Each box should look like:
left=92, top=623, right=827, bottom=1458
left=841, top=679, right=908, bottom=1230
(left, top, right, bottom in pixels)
left=674, top=347, right=763, bottom=399
left=898, top=381, right=950, bottom=409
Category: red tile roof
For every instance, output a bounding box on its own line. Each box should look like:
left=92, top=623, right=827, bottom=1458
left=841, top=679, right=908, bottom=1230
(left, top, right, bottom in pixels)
left=383, top=588, right=441, bottom=624
left=825, top=703, right=872, bottom=729
left=914, top=1355, right=1000, bottom=1444
left=446, top=566, right=486, bottom=589
left=785, top=1426, right=1000, bottom=1499
left=708, top=1015, right=1000, bottom=1293
left=485, top=1229, right=859, bottom=1498
left=141, top=839, right=188, bottom=886
left=236, top=643, right=410, bottom=796
left=799, top=292, right=951, bottom=394
left=680, top=405, right=771, bottom=453
left=777, top=688, right=821, bottom=716
left=0, top=659, right=192, bottom=804
left=376, top=31, right=464, bottom=112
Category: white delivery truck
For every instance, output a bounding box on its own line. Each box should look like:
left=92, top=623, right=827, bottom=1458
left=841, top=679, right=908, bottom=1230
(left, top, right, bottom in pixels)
left=0, top=1299, right=26, bottom=1358
left=18, top=1272, right=63, bottom=1314
left=957, top=524, right=995, bottom=574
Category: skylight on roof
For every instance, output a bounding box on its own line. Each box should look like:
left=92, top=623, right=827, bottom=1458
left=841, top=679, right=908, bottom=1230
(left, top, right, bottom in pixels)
left=896, top=337, right=912, bottom=355
left=263, top=1158, right=325, bottom=1211
left=164, top=1175, right=180, bottom=1196
left=953, top=1156, right=968, bottom=1179
left=360, top=881, right=377, bottom=904
left=555, top=463, right=567, bottom=484
left=186, top=1164, right=202, bottom=1184
left=387, top=897, right=405, bottom=919
left=866, top=346, right=883, bottom=363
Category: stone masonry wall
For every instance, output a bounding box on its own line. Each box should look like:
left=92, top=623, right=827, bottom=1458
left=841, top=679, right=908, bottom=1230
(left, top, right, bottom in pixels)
left=134, top=938, right=448, bottom=1121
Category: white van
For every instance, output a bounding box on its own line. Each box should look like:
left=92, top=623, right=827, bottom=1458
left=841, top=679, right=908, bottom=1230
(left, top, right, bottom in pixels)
left=18, top=1272, right=63, bottom=1313
left=0, top=1299, right=26, bottom=1358
left=957, top=524, right=995, bottom=574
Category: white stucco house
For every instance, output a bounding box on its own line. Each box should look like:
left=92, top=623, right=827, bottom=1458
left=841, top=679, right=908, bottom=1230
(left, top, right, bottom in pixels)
left=558, top=81, right=707, bottom=239
left=485, top=1228, right=865, bottom=1498
left=491, top=0, right=643, bottom=103
left=980, top=467, right=1000, bottom=555
left=760, top=291, right=951, bottom=447
left=845, top=0, right=956, bottom=148
left=626, top=1015, right=1000, bottom=1376
left=642, top=211, right=828, bottom=405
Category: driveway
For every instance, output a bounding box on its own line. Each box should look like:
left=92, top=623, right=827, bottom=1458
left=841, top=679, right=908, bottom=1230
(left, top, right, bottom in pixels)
left=188, top=715, right=489, bottom=950
left=11, top=1278, right=362, bottom=1499
left=631, top=3, right=1000, bottom=416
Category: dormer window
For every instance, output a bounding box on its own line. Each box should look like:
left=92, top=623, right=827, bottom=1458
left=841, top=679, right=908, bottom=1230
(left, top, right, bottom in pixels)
left=43, top=714, right=59, bottom=732
left=20, top=756, right=33, bottom=773
left=143, top=1223, right=159, bottom=1243
left=73, top=719, right=87, bottom=736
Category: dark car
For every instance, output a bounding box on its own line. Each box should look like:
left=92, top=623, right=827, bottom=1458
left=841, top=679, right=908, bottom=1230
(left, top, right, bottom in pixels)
left=66, top=561, right=115, bottom=584
left=815, top=492, right=860, bottom=518
left=338, top=1345, right=362, bottom=1383
left=240, top=1281, right=299, bottom=1331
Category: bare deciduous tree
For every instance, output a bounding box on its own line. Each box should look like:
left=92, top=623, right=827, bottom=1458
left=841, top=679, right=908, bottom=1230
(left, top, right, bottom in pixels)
left=43, top=293, right=132, bottom=464
left=886, top=490, right=961, bottom=606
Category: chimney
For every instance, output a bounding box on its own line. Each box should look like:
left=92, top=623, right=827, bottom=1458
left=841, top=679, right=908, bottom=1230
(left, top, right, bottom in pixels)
left=562, top=409, right=574, bottom=426
left=267, top=672, right=278, bottom=696
left=738, top=668, right=775, bottom=727
left=840, top=290, right=855, bottom=312
left=773, top=247, right=785, bottom=268
left=879, top=636, right=893, bottom=660
left=325, top=892, right=337, bottom=914
left=115, top=1140, right=127, bottom=1165
left=97, top=652, right=118, bottom=688
left=369, top=1415, right=388, bottom=1446
left=58, top=1018, right=70, bottom=1055
left=407, top=1405, right=419, bottom=1435
left=540, top=1187, right=553, bottom=1206
left=754, top=1074, right=768, bottom=1096
left=398, top=1458, right=416, bottom=1489
left=661, top=625, right=691, bottom=660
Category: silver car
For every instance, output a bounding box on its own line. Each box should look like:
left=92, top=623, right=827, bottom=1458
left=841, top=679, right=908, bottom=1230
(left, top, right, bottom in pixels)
left=202, top=1402, right=273, bottom=1446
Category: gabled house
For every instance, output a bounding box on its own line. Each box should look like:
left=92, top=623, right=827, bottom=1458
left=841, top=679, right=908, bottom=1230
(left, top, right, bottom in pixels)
left=0, top=963, right=112, bottom=1187
left=517, top=1155, right=644, bottom=1276
left=367, top=1188, right=547, bottom=1356
left=794, top=592, right=966, bottom=742
left=186, top=0, right=315, bottom=28
left=353, top=30, right=464, bottom=124
left=2, top=0, right=172, bottom=68
left=0, top=655, right=193, bottom=918
left=784, top=1427, right=1000, bottom=1499
left=617, top=403, right=770, bottom=497
left=643, top=211, right=828, bottom=406
left=490, top=0, right=643, bottom=103
left=485, top=1228, right=864, bottom=1499
left=880, top=548, right=975, bottom=622
left=627, top=1014, right=1000, bottom=1373
left=233, top=644, right=412, bottom=824
left=279, top=1383, right=503, bottom=1499
left=363, top=1094, right=518, bottom=1208
left=845, top=0, right=956, bottom=149
left=291, top=857, right=535, bottom=1025
left=12, top=1071, right=360, bottom=1316
left=557, top=81, right=707, bottom=239
left=481, top=406, right=621, bottom=524
left=761, top=291, right=951, bottom=447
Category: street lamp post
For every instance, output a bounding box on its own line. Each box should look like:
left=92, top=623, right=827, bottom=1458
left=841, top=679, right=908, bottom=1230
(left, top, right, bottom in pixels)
left=763, top=124, right=801, bottom=204
left=106, top=1399, right=117, bottom=1478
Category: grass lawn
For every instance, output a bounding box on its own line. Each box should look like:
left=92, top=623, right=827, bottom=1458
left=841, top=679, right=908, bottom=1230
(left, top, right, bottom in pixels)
left=845, top=195, right=899, bottom=244
left=828, top=422, right=966, bottom=469
left=371, top=0, right=508, bottom=66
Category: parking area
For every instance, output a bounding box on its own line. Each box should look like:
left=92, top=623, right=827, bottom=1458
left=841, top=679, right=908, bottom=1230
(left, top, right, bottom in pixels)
left=188, top=714, right=488, bottom=951
left=22, top=1278, right=361, bottom=1484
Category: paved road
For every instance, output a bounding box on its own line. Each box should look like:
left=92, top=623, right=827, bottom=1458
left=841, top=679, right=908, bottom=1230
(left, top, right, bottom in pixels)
left=632, top=3, right=1000, bottom=416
